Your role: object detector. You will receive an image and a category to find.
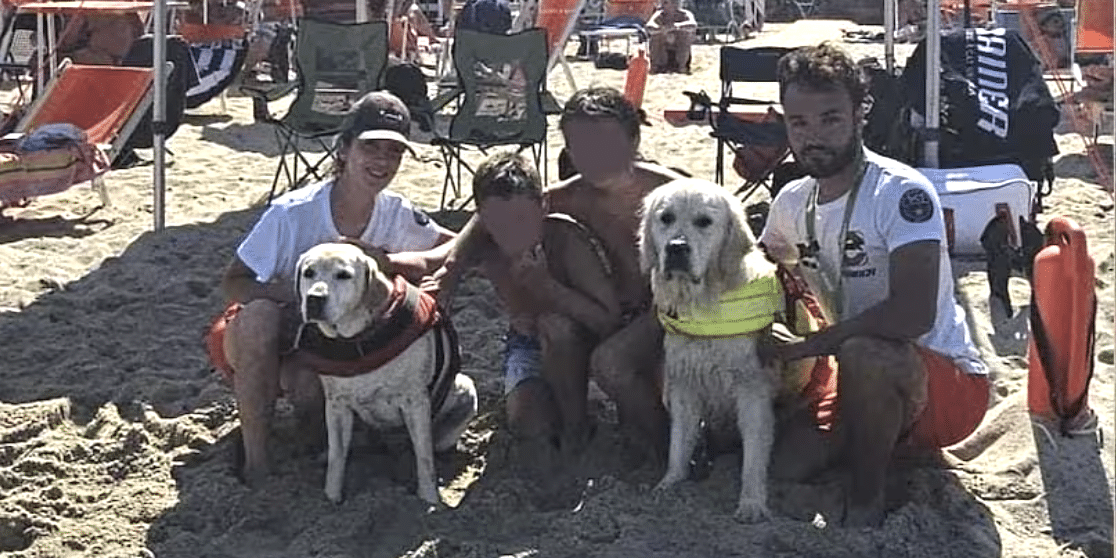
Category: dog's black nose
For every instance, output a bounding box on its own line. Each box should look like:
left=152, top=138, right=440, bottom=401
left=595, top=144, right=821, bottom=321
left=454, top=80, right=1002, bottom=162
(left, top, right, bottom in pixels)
left=664, top=238, right=691, bottom=272
left=304, top=294, right=327, bottom=321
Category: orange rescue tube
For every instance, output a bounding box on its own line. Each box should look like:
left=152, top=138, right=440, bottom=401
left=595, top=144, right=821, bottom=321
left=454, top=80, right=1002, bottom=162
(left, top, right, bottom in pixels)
left=1027, top=216, right=1097, bottom=432
left=624, top=47, right=649, bottom=109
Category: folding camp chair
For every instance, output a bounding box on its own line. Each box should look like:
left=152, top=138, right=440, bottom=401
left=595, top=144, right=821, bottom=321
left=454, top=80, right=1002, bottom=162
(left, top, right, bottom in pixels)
left=693, top=46, right=791, bottom=198
left=431, top=27, right=548, bottom=210
left=0, top=60, right=161, bottom=210
left=246, top=18, right=388, bottom=203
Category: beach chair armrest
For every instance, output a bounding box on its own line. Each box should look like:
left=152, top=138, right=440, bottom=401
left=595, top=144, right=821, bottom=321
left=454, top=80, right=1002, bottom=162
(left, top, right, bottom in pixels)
left=242, top=81, right=298, bottom=104
left=541, top=90, right=563, bottom=115
left=431, top=85, right=463, bottom=112
left=244, top=82, right=296, bottom=124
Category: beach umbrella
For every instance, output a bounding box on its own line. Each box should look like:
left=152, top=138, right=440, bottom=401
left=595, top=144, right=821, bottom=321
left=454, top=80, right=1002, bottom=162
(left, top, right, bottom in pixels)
left=153, top=0, right=167, bottom=230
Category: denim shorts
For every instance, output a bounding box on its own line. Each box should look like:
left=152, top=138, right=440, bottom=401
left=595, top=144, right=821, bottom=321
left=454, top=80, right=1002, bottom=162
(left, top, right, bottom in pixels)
left=503, top=331, right=541, bottom=395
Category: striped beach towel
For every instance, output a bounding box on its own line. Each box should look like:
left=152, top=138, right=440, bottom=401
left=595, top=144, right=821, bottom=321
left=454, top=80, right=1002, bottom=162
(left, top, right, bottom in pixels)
left=186, top=39, right=248, bottom=109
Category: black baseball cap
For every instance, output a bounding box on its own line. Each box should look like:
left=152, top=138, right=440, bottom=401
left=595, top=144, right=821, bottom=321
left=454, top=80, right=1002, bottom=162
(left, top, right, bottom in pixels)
left=344, top=91, right=416, bottom=155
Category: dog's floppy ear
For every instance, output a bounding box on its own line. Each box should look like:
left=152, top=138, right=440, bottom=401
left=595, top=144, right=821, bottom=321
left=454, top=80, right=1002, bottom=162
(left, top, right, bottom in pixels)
left=638, top=190, right=660, bottom=275
left=295, top=252, right=307, bottom=302
left=359, top=252, right=380, bottom=309
left=712, top=193, right=752, bottom=283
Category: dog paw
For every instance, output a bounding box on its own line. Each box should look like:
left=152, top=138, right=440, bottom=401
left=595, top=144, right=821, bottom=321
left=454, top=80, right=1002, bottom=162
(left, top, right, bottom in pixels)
left=733, top=500, right=771, bottom=523
left=241, top=466, right=269, bottom=489
left=417, top=488, right=445, bottom=508
left=653, top=474, right=685, bottom=493
left=324, top=486, right=344, bottom=504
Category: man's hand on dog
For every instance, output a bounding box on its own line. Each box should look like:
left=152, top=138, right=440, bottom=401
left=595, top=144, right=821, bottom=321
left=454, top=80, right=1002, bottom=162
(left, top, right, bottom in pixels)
left=758, top=323, right=807, bottom=366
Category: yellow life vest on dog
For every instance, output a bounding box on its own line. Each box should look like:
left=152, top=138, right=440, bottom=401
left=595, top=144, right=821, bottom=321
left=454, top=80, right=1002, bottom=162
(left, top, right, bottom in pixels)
left=657, top=275, right=784, bottom=338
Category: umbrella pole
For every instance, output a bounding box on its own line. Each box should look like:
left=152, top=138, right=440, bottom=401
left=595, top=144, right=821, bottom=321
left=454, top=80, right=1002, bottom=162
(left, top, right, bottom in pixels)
left=884, top=0, right=895, bottom=73
left=154, top=0, right=167, bottom=231
left=923, top=0, right=940, bottom=168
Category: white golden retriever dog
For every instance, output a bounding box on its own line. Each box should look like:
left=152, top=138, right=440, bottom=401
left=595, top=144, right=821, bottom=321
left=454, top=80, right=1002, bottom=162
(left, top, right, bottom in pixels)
left=640, top=179, right=782, bottom=522
left=296, top=243, right=477, bottom=505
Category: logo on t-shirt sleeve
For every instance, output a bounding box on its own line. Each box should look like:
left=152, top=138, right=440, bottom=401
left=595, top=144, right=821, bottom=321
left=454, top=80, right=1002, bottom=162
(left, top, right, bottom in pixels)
left=412, top=209, right=431, bottom=226
left=898, top=188, right=934, bottom=223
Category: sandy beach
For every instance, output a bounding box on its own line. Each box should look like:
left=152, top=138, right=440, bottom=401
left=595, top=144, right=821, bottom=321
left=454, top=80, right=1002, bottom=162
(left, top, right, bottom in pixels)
left=0, top=19, right=1112, bottom=558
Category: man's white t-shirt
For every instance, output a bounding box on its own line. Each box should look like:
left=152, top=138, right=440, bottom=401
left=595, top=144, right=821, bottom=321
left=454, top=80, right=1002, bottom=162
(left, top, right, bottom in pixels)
left=760, top=149, right=987, bottom=376
left=237, top=179, right=442, bottom=284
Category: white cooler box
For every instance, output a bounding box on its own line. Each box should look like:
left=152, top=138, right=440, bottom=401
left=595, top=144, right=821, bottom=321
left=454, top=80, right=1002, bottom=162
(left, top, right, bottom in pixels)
left=917, top=164, right=1036, bottom=256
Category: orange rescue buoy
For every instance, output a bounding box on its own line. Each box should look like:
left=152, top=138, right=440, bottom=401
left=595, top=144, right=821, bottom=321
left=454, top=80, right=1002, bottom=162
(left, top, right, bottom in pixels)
left=624, top=47, right=649, bottom=109
left=1027, top=216, right=1097, bottom=434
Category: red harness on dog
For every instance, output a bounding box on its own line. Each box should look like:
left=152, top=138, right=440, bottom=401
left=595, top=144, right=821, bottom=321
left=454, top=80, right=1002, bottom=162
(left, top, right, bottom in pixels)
left=293, top=276, right=460, bottom=411
left=206, top=277, right=460, bottom=412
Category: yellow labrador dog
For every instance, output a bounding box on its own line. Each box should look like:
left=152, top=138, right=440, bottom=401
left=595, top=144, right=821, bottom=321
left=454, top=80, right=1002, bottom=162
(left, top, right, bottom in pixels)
left=295, top=243, right=478, bottom=505
left=640, top=179, right=782, bottom=523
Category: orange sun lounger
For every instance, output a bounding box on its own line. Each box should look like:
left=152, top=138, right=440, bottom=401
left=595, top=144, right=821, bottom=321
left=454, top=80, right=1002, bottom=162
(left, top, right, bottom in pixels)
left=0, top=61, right=158, bottom=211
left=1074, top=0, right=1112, bottom=54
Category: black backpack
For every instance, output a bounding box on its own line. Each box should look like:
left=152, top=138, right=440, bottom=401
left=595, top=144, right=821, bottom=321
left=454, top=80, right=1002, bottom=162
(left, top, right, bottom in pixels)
left=900, top=27, right=1060, bottom=176
left=383, top=62, right=434, bottom=131
left=120, top=35, right=192, bottom=151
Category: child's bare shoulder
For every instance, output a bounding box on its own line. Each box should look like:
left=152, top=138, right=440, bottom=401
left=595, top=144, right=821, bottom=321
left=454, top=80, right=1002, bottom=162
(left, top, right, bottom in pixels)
left=634, top=161, right=686, bottom=186
left=543, top=175, right=591, bottom=209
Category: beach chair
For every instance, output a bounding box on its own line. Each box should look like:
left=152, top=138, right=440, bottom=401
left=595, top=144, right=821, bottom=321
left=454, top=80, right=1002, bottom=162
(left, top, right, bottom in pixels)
left=0, top=61, right=161, bottom=211
left=1074, top=0, right=1113, bottom=142
left=246, top=18, right=389, bottom=203
left=688, top=0, right=757, bottom=43
left=702, top=45, right=791, bottom=198
left=431, top=27, right=548, bottom=210
left=577, top=0, right=655, bottom=60
left=532, top=0, right=589, bottom=89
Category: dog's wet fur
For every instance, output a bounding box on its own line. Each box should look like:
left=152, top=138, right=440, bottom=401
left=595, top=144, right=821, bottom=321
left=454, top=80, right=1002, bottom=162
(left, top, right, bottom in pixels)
left=640, top=179, right=781, bottom=522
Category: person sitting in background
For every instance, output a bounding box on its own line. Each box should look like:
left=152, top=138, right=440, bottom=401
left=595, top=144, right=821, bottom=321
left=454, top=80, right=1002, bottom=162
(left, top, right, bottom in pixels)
left=1036, top=9, right=1071, bottom=69
left=646, top=0, right=696, bottom=74
left=453, top=0, right=512, bottom=34
left=55, top=12, right=144, bottom=66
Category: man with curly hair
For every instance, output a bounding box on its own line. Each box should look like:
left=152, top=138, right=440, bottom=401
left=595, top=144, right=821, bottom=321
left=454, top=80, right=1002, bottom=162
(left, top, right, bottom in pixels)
left=759, top=43, right=990, bottom=526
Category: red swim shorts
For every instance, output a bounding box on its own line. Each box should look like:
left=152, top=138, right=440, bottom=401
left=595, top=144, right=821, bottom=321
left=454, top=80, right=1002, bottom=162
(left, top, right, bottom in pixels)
left=205, top=302, right=241, bottom=382
left=802, top=347, right=989, bottom=448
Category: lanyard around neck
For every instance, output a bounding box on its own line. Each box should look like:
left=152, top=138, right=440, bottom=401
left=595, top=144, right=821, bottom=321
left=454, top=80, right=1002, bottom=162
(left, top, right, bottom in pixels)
left=804, top=154, right=869, bottom=319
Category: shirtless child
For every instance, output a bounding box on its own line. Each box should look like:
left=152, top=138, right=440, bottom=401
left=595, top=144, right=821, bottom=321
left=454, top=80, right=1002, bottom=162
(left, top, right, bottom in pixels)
left=429, top=87, right=684, bottom=462
left=423, top=152, right=620, bottom=456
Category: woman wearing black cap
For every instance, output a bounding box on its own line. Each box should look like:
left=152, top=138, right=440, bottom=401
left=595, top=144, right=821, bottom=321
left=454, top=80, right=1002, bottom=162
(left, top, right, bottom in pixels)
left=210, top=91, right=457, bottom=486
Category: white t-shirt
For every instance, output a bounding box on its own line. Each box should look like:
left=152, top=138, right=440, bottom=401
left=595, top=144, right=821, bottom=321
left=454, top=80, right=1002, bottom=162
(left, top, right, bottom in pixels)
left=237, top=179, right=442, bottom=284
left=760, top=149, right=987, bottom=376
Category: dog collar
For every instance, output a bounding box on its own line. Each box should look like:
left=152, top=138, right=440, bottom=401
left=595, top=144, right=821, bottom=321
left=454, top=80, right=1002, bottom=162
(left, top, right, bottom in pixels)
left=657, top=275, right=783, bottom=338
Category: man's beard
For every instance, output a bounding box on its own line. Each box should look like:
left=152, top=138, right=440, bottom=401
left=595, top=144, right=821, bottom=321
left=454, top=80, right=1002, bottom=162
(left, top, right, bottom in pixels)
left=794, top=132, right=861, bottom=179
